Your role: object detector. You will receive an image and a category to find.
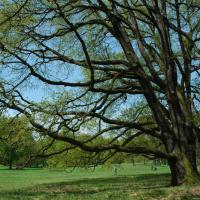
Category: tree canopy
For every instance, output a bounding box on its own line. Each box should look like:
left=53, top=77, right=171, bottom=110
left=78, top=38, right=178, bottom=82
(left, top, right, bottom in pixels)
left=0, top=115, right=38, bottom=169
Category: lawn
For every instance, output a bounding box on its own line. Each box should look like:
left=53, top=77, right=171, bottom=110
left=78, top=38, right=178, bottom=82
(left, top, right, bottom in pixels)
left=0, top=163, right=200, bottom=200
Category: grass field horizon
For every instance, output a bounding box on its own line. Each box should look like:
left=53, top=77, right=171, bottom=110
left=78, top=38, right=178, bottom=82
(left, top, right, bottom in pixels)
left=0, top=163, right=200, bottom=200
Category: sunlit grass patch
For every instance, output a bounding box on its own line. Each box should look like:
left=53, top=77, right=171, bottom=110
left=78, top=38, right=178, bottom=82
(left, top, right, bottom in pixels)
left=0, top=164, right=199, bottom=199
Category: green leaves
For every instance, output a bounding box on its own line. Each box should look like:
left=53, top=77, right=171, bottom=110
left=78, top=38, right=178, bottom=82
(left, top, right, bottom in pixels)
left=0, top=115, right=36, bottom=169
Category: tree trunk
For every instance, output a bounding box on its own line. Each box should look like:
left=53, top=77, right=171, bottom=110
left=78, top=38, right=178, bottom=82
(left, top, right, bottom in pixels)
left=9, top=159, right=13, bottom=170
left=168, top=156, right=199, bottom=186
left=8, top=148, right=14, bottom=170
left=162, top=103, right=200, bottom=186
left=167, top=140, right=200, bottom=186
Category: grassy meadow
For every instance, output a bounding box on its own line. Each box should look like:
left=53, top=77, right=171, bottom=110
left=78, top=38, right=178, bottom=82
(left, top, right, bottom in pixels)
left=0, top=163, right=200, bottom=200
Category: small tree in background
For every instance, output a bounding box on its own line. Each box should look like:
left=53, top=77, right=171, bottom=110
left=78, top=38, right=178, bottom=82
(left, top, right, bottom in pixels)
left=0, top=116, right=37, bottom=169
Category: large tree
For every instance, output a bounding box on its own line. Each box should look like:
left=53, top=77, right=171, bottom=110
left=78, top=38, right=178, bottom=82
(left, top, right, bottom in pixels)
left=0, top=0, right=200, bottom=185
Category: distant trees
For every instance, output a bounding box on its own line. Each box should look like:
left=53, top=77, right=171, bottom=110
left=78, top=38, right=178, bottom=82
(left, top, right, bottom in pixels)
left=0, top=0, right=199, bottom=185
left=0, top=116, right=36, bottom=169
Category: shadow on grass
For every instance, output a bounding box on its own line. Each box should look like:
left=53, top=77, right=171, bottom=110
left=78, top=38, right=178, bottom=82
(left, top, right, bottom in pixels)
left=0, top=174, right=171, bottom=199
left=59, top=173, right=170, bottom=188
left=1, top=174, right=200, bottom=200
left=0, top=168, right=42, bottom=171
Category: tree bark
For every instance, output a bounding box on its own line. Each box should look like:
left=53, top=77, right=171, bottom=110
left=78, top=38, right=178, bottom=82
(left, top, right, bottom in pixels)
left=167, top=137, right=200, bottom=186
left=168, top=156, right=199, bottom=186
left=9, top=158, right=13, bottom=170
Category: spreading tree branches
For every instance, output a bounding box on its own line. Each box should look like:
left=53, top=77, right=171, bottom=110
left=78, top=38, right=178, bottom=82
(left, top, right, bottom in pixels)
left=0, top=0, right=200, bottom=185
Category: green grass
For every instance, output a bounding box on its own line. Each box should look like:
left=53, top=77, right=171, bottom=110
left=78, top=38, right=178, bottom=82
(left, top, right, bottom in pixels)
left=0, top=163, right=200, bottom=200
